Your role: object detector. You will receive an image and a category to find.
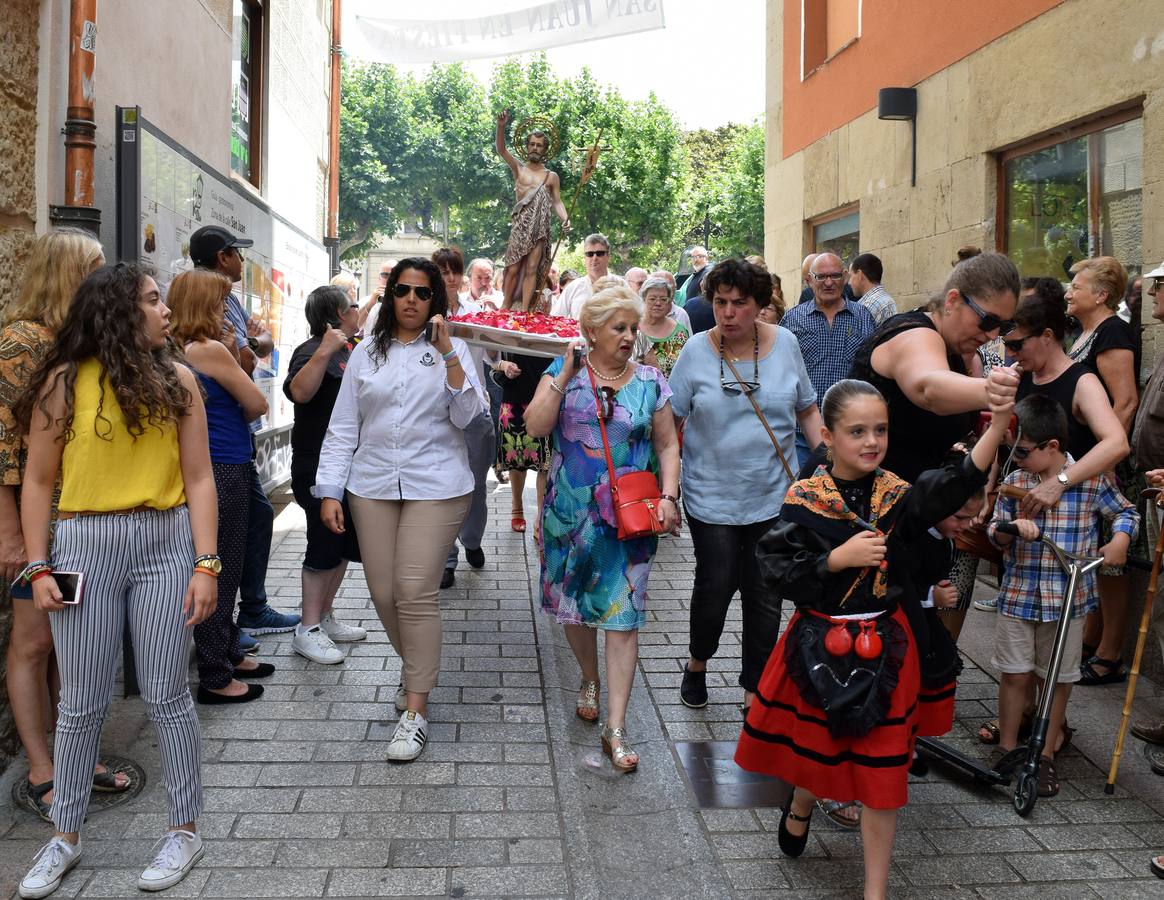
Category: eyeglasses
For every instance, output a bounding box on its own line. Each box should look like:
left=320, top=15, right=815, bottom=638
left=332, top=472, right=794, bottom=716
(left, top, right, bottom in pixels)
left=584, top=249, right=608, bottom=258
left=960, top=291, right=1015, bottom=335
left=596, top=385, right=617, bottom=421
left=1011, top=440, right=1049, bottom=461
left=1151, top=277, right=1164, bottom=292
left=393, top=283, right=434, bottom=302
left=1002, top=333, right=1037, bottom=353
left=811, top=272, right=844, bottom=283
left=379, top=271, right=390, bottom=279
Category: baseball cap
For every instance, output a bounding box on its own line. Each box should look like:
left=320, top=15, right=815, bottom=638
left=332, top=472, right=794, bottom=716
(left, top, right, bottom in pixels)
left=189, top=225, right=254, bottom=268
left=1145, top=260, right=1164, bottom=279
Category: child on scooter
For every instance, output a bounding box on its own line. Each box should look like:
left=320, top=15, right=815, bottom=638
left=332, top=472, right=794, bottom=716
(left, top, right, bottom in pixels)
left=988, top=394, right=1138, bottom=797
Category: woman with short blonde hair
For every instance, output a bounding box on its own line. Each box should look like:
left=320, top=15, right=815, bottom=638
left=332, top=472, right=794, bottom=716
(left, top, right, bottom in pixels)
left=329, top=271, right=359, bottom=304
left=0, top=227, right=114, bottom=824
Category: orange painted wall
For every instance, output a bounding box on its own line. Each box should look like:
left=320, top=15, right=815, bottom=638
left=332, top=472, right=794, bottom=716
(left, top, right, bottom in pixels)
left=782, top=0, right=1064, bottom=158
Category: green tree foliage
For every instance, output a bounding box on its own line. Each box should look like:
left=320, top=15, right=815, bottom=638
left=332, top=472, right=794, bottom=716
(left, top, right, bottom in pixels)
left=709, top=119, right=766, bottom=259
left=338, top=55, right=760, bottom=271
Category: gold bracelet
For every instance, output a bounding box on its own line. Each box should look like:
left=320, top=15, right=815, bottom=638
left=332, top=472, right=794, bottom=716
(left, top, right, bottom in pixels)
left=549, top=380, right=567, bottom=396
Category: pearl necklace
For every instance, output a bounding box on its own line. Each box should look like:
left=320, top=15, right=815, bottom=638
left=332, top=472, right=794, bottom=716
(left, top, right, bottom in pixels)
left=587, top=357, right=629, bottom=381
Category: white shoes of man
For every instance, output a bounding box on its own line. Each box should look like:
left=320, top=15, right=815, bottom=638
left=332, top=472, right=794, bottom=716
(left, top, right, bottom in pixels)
left=20, top=830, right=203, bottom=898
left=292, top=613, right=367, bottom=665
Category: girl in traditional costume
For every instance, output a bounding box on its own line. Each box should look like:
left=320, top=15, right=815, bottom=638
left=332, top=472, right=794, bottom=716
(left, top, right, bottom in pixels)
left=734, top=379, right=1011, bottom=900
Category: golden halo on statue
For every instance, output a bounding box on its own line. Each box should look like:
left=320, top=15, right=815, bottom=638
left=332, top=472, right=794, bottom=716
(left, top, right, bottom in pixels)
left=512, top=116, right=560, bottom=162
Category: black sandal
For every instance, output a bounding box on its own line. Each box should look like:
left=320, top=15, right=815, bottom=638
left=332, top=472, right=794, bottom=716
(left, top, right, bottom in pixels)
left=26, top=779, right=53, bottom=822
left=1037, top=757, right=1060, bottom=797
left=1079, top=656, right=1127, bottom=686
left=778, top=802, right=812, bottom=858
left=92, top=766, right=131, bottom=793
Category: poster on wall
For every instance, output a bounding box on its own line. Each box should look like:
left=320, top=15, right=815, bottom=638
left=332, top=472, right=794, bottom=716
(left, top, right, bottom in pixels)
left=116, top=106, right=328, bottom=490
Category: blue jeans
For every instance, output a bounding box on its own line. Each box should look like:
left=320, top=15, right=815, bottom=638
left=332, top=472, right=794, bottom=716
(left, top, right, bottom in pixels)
left=238, top=461, right=274, bottom=616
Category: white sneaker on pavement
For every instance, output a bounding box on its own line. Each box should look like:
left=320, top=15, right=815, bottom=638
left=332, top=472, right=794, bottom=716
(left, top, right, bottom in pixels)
left=19, top=837, right=81, bottom=899
left=292, top=626, right=344, bottom=665
left=137, top=829, right=203, bottom=892
left=394, top=683, right=407, bottom=712
left=386, top=710, right=428, bottom=762
left=320, top=611, right=367, bottom=642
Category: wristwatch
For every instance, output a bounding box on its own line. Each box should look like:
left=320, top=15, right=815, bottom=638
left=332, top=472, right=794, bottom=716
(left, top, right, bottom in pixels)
left=194, top=554, right=223, bottom=575
left=1056, top=471, right=1069, bottom=487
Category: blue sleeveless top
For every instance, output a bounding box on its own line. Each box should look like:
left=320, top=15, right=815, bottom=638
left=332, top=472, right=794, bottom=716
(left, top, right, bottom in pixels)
left=196, top=371, right=253, bottom=464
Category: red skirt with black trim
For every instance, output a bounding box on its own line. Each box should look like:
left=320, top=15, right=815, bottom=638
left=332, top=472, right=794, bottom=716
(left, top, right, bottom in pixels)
left=734, top=606, right=920, bottom=810
left=916, top=680, right=956, bottom=737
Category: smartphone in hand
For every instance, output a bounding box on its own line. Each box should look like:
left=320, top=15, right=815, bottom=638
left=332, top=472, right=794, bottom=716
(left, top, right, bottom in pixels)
left=572, top=347, right=583, bottom=369
left=9, top=570, right=84, bottom=604
left=424, top=322, right=434, bottom=343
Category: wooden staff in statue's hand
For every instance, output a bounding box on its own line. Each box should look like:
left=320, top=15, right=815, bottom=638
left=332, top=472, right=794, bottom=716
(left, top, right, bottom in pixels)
left=495, top=110, right=570, bottom=311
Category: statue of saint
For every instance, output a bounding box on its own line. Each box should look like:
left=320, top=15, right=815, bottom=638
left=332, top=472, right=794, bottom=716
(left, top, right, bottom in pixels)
left=495, top=110, right=571, bottom=311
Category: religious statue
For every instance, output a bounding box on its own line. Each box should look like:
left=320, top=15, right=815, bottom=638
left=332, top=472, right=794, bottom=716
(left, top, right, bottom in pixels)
left=495, top=110, right=571, bottom=311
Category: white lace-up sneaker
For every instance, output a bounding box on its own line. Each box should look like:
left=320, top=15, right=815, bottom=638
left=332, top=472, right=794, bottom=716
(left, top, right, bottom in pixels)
left=292, top=626, right=344, bottom=665
left=394, top=683, right=407, bottom=712
left=319, top=612, right=367, bottom=643
left=19, top=837, right=81, bottom=899
left=386, top=710, right=428, bottom=763
left=137, top=829, right=203, bottom=892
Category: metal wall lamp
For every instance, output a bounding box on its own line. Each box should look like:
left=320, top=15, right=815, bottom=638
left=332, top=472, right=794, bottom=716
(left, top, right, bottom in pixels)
left=878, top=87, right=918, bottom=187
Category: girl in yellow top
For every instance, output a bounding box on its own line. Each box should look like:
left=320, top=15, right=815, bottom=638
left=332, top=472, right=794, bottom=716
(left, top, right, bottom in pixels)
left=16, top=263, right=218, bottom=898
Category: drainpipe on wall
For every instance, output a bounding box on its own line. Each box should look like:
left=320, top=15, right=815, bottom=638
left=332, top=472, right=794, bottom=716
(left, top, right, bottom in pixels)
left=50, top=0, right=101, bottom=234
left=324, top=0, right=342, bottom=276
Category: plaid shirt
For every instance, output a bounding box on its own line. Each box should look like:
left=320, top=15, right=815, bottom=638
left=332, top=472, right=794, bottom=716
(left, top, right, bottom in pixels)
left=782, top=298, right=875, bottom=424
left=987, top=457, right=1139, bottom=622
left=858, top=284, right=897, bottom=327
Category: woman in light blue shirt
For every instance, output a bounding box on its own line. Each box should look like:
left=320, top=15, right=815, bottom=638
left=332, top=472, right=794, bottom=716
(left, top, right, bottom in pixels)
left=315, top=258, right=480, bottom=764
left=668, top=259, right=823, bottom=716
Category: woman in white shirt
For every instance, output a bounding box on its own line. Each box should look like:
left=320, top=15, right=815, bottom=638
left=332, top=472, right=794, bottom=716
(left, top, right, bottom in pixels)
left=316, top=258, right=480, bottom=763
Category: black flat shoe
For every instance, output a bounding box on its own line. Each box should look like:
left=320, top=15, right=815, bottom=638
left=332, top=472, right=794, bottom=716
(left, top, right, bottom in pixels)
left=440, top=568, right=455, bottom=589
left=680, top=664, right=708, bottom=708
left=235, top=662, right=275, bottom=679
left=197, top=683, right=264, bottom=704
left=778, top=802, right=812, bottom=858
left=1079, top=655, right=1126, bottom=686
left=465, top=547, right=486, bottom=569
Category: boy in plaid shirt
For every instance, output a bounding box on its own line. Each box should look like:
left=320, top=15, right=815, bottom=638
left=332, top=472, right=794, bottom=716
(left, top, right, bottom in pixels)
left=988, top=394, right=1138, bottom=797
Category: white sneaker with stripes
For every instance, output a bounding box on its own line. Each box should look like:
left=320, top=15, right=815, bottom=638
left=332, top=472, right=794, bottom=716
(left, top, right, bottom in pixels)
left=386, top=710, right=428, bottom=763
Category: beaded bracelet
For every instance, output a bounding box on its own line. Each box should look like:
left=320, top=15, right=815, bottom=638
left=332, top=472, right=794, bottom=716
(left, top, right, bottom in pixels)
left=29, top=569, right=54, bottom=584
left=18, top=561, right=53, bottom=584
left=549, top=380, right=567, bottom=396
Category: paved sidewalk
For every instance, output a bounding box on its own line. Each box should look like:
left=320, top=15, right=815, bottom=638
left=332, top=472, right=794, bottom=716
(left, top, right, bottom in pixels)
left=3, top=477, right=1164, bottom=898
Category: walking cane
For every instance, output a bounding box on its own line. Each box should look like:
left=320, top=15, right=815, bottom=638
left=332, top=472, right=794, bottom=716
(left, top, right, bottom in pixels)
left=1105, top=487, right=1164, bottom=794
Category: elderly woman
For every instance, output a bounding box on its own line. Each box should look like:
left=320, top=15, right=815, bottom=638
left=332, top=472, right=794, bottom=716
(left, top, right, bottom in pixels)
left=329, top=271, right=359, bottom=307
left=638, top=276, right=690, bottom=377
left=668, top=259, right=822, bottom=715
left=1063, top=257, right=1139, bottom=686
left=525, top=285, right=680, bottom=773
left=316, top=257, right=480, bottom=763
left=283, top=285, right=366, bottom=666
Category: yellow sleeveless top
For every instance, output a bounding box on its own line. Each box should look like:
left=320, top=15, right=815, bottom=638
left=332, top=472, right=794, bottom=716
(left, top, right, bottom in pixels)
left=58, top=358, right=186, bottom=512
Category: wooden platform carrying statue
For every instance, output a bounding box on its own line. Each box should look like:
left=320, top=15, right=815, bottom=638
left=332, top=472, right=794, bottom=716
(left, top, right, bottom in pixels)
left=495, top=110, right=571, bottom=311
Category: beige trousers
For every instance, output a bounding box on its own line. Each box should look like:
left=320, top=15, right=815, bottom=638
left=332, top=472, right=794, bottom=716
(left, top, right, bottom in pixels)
left=347, top=492, right=471, bottom=693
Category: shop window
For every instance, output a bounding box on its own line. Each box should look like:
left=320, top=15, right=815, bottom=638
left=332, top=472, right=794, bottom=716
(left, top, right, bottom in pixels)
left=232, top=0, right=265, bottom=187
left=812, top=208, right=860, bottom=265
left=802, top=0, right=860, bottom=77
left=1002, top=113, right=1142, bottom=280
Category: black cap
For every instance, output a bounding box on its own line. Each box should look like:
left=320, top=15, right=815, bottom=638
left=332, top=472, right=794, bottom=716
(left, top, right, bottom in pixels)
left=189, top=225, right=254, bottom=268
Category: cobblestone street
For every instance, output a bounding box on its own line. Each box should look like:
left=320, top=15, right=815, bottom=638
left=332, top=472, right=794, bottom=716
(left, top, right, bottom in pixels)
left=3, top=478, right=1164, bottom=898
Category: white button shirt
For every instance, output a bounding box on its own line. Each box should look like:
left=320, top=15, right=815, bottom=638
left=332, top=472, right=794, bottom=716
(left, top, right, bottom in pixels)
left=314, top=334, right=481, bottom=502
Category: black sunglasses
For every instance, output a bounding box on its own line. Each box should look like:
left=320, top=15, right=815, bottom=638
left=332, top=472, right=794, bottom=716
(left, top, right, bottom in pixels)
left=584, top=249, right=608, bottom=258
left=960, top=291, right=1015, bottom=335
left=596, top=385, right=617, bottom=421
left=1002, top=333, right=1038, bottom=353
left=1011, top=440, right=1049, bottom=461
left=393, top=283, right=434, bottom=302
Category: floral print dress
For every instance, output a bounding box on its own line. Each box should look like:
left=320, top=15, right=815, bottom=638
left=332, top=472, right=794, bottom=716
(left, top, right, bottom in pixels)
left=540, top=359, right=672, bottom=631
left=496, top=353, right=553, bottom=472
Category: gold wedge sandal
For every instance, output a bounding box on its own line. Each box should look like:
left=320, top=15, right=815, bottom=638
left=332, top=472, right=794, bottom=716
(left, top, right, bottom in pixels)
left=601, top=725, right=639, bottom=773
left=576, top=680, right=600, bottom=722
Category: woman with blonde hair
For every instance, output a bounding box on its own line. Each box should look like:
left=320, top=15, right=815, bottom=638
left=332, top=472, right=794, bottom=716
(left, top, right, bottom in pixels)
left=168, top=267, right=272, bottom=703
left=525, top=285, right=681, bottom=772
left=0, top=227, right=120, bottom=821
left=329, top=271, right=359, bottom=306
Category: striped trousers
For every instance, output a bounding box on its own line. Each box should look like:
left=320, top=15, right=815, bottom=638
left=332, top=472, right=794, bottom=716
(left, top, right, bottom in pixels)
left=48, top=506, right=203, bottom=833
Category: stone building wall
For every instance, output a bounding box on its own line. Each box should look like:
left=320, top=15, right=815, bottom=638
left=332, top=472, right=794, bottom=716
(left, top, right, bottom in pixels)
left=0, top=0, right=40, bottom=773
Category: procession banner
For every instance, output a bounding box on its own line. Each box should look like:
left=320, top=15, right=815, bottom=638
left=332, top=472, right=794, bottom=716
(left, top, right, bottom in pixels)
left=349, top=1, right=665, bottom=63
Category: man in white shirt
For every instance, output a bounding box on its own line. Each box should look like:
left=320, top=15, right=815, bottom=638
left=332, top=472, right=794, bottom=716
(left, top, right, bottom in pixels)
left=557, top=232, right=611, bottom=319
left=467, top=257, right=503, bottom=308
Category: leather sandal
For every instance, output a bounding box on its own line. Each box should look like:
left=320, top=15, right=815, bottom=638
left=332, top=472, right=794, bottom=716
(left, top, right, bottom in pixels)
left=600, top=725, right=638, bottom=773
left=1037, top=756, right=1060, bottom=797
left=816, top=798, right=860, bottom=829
left=92, top=765, right=131, bottom=793
left=576, top=680, right=600, bottom=722
left=25, top=779, right=53, bottom=822
left=511, top=506, right=526, bottom=533
left=1079, top=656, right=1127, bottom=686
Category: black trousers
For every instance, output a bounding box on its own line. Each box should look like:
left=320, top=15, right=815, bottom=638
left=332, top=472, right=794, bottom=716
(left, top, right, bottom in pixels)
left=685, top=509, right=782, bottom=693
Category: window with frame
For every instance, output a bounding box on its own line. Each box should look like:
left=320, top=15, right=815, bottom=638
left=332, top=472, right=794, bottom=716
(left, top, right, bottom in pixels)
left=231, top=0, right=265, bottom=187
left=802, top=0, right=860, bottom=77
left=812, top=208, right=860, bottom=265
left=1001, top=112, right=1142, bottom=281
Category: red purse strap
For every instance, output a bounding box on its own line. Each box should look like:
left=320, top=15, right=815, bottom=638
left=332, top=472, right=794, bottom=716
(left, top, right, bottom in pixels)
left=586, top=364, right=620, bottom=495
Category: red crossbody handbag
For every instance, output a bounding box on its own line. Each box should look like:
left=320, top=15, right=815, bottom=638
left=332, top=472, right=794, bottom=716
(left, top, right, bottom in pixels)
left=587, top=366, right=665, bottom=541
